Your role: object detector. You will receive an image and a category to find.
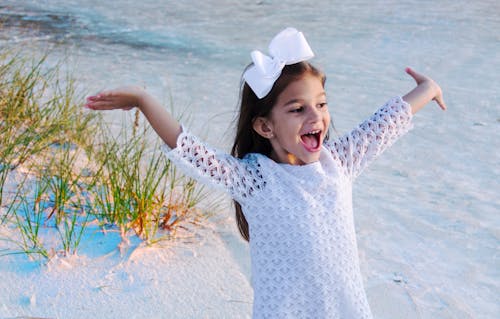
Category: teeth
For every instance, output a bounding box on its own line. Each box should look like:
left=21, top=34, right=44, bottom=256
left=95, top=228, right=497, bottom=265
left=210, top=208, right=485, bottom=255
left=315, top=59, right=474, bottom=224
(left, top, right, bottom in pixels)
left=305, top=130, right=321, bottom=135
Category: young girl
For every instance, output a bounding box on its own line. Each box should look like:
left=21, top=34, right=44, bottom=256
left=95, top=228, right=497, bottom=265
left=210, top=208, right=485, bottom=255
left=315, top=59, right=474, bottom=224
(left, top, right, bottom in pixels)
left=85, top=28, right=446, bottom=319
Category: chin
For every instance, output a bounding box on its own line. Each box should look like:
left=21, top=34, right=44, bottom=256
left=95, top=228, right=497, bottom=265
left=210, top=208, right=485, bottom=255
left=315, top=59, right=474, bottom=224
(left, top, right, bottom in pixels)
left=298, top=153, right=321, bottom=165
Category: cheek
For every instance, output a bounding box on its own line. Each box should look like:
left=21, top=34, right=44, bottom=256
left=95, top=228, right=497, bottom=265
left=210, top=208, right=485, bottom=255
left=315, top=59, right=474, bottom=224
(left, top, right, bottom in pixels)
left=271, top=115, right=295, bottom=131
left=324, top=112, right=331, bottom=125
left=323, top=114, right=332, bottom=137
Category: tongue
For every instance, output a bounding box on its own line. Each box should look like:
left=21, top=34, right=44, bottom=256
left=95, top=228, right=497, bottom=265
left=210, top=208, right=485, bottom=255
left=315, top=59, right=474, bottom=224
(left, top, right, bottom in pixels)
left=302, top=134, right=319, bottom=149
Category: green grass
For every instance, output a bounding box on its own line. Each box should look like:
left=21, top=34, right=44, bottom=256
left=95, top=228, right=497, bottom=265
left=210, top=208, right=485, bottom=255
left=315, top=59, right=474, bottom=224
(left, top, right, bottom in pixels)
left=3, top=177, right=50, bottom=259
left=0, top=49, right=213, bottom=260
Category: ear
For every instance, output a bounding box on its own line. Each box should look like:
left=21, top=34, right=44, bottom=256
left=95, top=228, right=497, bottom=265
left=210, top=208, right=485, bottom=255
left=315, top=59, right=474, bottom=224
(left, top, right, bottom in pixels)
left=252, top=117, right=274, bottom=139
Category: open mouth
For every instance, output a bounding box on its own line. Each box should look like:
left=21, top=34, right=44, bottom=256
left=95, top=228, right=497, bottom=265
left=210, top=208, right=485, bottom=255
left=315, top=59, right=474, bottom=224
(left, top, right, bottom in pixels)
left=300, top=130, right=322, bottom=152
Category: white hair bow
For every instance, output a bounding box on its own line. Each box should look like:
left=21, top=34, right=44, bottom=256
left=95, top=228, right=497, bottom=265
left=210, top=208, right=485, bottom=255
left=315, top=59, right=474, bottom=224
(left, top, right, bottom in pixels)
left=243, top=27, right=314, bottom=99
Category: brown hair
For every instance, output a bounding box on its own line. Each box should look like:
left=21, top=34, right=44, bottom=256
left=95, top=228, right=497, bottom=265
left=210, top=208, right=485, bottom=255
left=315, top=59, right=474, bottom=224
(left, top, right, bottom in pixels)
left=230, top=61, right=326, bottom=241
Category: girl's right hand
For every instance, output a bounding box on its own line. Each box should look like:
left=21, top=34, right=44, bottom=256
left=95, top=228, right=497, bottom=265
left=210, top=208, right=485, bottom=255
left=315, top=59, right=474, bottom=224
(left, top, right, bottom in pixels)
left=86, top=86, right=182, bottom=148
left=85, top=86, right=146, bottom=111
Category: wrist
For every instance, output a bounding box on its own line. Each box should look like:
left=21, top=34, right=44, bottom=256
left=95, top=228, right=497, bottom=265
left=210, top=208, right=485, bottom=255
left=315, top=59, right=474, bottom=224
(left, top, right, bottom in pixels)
left=135, top=87, right=149, bottom=110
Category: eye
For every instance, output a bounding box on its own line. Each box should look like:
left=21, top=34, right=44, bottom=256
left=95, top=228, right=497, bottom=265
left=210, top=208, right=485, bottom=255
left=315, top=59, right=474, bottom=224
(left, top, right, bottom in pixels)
left=290, top=106, right=304, bottom=113
left=318, top=102, right=328, bottom=109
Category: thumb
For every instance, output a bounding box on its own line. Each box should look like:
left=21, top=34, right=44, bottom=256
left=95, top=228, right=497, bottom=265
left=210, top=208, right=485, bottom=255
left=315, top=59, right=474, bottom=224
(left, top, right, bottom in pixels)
left=405, top=67, right=424, bottom=84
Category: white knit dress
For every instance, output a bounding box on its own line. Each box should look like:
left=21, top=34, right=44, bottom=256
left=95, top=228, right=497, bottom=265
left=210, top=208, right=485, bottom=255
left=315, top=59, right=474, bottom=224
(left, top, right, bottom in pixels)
left=163, top=96, right=413, bottom=319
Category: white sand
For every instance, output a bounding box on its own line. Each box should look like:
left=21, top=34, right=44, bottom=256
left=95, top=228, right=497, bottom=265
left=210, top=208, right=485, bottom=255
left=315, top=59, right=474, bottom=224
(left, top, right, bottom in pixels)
left=0, top=214, right=254, bottom=319
left=0, top=203, right=443, bottom=319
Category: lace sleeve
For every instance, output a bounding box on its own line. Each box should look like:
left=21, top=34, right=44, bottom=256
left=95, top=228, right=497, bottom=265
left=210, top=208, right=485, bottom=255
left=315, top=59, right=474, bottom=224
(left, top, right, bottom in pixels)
left=325, top=96, right=413, bottom=179
left=161, top=127, right=266, bottom=204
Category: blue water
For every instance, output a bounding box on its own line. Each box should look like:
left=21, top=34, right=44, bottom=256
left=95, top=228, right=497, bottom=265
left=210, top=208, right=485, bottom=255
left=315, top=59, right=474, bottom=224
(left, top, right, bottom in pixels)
left=1, top=1, right=499, bottom=318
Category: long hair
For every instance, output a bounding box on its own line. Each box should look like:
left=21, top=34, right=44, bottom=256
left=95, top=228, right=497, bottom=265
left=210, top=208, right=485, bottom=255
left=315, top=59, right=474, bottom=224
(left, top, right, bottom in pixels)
left=230, top=61, right=326, bottom=241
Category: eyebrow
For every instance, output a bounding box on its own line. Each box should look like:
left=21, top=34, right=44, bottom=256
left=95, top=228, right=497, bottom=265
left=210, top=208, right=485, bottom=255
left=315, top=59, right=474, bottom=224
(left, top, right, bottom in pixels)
left=283, top=92, right=327, bottom=107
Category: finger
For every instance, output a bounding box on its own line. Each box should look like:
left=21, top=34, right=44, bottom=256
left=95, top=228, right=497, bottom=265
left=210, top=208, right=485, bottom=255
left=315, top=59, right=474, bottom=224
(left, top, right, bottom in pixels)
left=405, top=67, right=415, bottom=76
left=86, top=94, right=112, bottom=103
left=86, top=90, right=119, bottom=101
left=405, top=67, right=423, bottom=82
left=435, top=97, right=447, bottom=111
left=96, top=90, right=118, bottom=98
left=86, top=95, right=99, bottom=102
left=84, top=101, right=120, bottom=110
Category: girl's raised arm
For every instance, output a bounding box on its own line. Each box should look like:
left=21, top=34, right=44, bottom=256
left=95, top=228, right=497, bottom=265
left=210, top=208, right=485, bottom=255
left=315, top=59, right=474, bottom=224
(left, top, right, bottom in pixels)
left=85, top=86, right=182, bottom=148
left=402, top=67, right=447, bottom=114
left=85, top=87, right=262, bottom=205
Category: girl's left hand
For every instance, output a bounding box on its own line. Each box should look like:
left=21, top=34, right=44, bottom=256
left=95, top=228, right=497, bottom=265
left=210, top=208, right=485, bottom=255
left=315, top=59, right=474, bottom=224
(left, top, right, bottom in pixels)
left=405, top=67, right=447, bottom=111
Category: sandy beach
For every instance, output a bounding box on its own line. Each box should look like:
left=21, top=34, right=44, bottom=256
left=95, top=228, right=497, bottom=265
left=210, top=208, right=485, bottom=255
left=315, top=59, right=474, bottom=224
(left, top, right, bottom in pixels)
left=1, top=1, right=499, bottom=318
left=0, top=212, right=256, bottom=319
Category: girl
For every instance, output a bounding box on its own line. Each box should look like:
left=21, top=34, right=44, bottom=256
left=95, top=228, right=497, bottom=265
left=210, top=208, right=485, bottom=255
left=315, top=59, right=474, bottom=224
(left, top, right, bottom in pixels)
left=85, top=28, right=446, bottom=319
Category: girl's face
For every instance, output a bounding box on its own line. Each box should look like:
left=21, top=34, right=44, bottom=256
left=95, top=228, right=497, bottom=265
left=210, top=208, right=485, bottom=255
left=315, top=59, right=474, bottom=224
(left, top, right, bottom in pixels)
left=253, top=73, right=330, bottom=165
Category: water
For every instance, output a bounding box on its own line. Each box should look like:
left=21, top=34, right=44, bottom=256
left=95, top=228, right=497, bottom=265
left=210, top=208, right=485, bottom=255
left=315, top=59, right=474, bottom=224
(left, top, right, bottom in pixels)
left=1, top=1, right=499, bottom=318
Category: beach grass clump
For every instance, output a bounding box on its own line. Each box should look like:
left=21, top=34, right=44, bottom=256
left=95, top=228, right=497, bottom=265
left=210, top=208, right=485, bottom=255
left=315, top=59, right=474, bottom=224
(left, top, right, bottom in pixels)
left=39, top=143, right=91, bottom=256
left=0, top=51, right=98, bottom=208
left=4, top=178, right=50, bottom=259
left=0, top=49, right=211, bottom=260
left=88, top=117, right=206, bottom=247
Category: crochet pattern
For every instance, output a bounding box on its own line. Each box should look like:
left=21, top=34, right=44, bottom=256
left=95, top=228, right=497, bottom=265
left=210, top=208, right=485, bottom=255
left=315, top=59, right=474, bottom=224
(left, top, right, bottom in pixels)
left=326, top=96, right=414, bottom=179
left=163, top=96, right=413, bottom=319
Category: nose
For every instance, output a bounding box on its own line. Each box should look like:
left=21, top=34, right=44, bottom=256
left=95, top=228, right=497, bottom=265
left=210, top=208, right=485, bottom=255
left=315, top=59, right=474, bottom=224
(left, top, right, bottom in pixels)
left=306, top=105, right=322, bottom=123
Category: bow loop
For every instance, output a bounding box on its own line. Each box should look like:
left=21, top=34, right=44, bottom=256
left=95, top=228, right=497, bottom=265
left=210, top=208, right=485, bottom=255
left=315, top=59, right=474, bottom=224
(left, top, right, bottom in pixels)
left=268, top=28, right=314, bottom=65
left=243, top=27, right=314, bottom=99
left=251, top=50, right=286, bottom=79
